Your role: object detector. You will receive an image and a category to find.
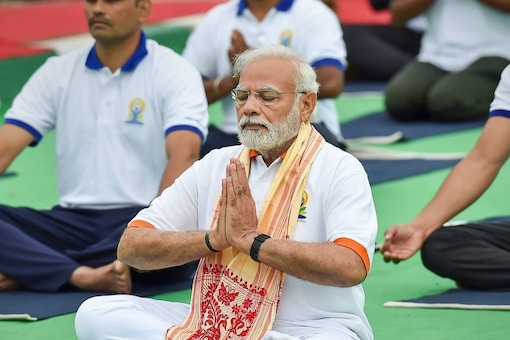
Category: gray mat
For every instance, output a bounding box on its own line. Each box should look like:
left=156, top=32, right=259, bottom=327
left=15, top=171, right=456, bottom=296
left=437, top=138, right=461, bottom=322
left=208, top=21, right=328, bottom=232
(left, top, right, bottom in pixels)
left=0, top=279, right=192, bottom=321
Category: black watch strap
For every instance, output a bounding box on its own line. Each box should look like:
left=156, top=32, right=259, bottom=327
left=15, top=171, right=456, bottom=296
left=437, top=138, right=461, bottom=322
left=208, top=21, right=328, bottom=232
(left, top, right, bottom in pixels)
left=250, top=234, right=271, bottom=262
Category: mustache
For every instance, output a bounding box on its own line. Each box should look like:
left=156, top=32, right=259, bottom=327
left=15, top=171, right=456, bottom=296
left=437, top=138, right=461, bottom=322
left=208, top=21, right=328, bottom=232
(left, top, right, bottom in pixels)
left=88, top=16, right=111, bottom=27
left=238, top=116, right=269, bottom=129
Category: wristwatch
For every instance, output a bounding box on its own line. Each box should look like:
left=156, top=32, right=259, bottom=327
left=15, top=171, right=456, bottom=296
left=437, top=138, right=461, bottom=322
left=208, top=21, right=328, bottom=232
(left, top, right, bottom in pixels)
left=250, top=234, right=271, bottom=262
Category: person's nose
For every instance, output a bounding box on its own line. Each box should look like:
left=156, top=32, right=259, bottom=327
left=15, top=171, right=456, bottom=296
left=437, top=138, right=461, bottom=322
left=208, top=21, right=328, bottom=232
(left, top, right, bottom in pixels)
left=91, top=0, right=105, bottom=15
left=242, top=92, right=262, bottom=116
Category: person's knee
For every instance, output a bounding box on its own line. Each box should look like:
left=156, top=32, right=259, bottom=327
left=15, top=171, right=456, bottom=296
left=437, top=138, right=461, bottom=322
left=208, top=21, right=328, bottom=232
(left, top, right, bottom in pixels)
left=75, top=297, right=106, bottom=339
left=385, top=79, right=427, bottom=121
left=428, top=86, right=488, bottom=122
left=421, top=229, right=452, bottom=275
left=75, top=295, right=123, bottom=339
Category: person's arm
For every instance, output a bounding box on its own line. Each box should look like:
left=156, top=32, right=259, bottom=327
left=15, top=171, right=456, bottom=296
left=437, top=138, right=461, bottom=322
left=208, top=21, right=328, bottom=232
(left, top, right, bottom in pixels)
left=0, top=124, right=33, bottom=174
left=119, top=156, right=221, bottom=269
left=213, top=158, right=368, bottom=287
left=316, top=66, right=344, bottom=99
left=479, top=0, right=510, bottom=12
left=203, top=76, right=238, bottom=104
left=381, top=116, right=510, bottom=262
left=157, top=130, right=202, bottom=194
left=118, top=227, right=215, bottom=269
left=389, top=0, right=435, bottom=27
left=236, top=235, right=367, bottom=287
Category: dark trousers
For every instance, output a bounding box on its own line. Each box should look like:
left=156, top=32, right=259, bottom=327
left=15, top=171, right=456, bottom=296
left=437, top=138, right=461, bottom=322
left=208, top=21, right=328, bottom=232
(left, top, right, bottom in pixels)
left=201, top=123, right=346, bottom=158
left=342, top=24, right=422, bottom=82
left=0, top=205, right=195, bottom=291
left=385, top=57, right=510, bottom=122
left=421, top=218, right=510, bottom=290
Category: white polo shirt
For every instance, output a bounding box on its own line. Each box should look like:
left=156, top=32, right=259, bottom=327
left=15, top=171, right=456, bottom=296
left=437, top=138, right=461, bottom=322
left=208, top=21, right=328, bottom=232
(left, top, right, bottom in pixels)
left=490, top=65, right=510, bottom=117
left=418, top=0, right=510, bottom=72
left=4, top=32, right=209, bottom=209
left=132, top=143, right=377, bottom=339
left=182, top=0, right=347, bottom=141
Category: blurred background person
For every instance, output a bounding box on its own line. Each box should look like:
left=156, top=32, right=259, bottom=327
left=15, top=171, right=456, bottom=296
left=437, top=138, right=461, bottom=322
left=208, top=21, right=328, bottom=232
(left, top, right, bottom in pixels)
left=182, top=0, right=348, bottom=155
left=385, top=0, right=510, bottom=122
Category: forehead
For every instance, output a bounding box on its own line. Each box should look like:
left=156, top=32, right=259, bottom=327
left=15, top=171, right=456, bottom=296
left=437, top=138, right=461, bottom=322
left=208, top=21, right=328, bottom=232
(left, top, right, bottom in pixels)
left=239, top=58, right=296, bottom=90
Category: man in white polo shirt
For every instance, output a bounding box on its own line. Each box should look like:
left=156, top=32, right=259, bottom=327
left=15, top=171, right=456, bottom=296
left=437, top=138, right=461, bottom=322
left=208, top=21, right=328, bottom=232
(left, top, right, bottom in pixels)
left=182, top=0, right=347, bottom=156
left=0, top=0, right=208, bottom=293
left=75, top=45, right=376, bottom=340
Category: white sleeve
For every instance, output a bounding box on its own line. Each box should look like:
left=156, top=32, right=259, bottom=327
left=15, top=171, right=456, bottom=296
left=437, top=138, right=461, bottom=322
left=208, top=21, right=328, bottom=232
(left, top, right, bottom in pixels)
left=325, top=155, right=378, bottom=265
left=490, top=65, right=510, bottom=114
left=296, top=1, right=347, bottom=69
left=155, top=49, right=209, bottom=141
left=4, top=56, right=60, bottom=139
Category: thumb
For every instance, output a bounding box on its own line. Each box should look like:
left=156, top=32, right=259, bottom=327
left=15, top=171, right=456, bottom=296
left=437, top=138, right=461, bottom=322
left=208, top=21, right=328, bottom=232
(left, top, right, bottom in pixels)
left=384, top=227, right=395, bottom=241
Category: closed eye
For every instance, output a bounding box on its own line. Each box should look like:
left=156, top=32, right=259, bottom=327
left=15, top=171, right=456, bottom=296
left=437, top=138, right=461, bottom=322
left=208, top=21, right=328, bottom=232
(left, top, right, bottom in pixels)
left=258, top=90, right=279, bottom=102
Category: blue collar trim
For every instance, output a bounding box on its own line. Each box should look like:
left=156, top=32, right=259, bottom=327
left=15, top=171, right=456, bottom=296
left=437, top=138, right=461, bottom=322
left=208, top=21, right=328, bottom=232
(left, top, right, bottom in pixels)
left=85, top=31, right=148, bottom=72
left=237, top=0, right=294, bottom=16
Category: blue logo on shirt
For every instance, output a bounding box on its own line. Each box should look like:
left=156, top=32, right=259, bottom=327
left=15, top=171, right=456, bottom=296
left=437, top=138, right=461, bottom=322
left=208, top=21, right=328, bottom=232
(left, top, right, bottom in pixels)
left=280, top=30, right=294, bottom=47
left=125, top=98, right=145, bottom=125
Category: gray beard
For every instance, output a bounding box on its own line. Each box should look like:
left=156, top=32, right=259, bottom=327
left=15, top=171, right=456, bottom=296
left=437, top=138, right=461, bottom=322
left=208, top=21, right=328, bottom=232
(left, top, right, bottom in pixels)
left=237, top=105, right=301, bottom=152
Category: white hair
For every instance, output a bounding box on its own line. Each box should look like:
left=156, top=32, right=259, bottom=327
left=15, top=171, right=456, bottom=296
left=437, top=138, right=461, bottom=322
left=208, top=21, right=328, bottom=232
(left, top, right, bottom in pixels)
left=232, top=45, right=320, bottom=121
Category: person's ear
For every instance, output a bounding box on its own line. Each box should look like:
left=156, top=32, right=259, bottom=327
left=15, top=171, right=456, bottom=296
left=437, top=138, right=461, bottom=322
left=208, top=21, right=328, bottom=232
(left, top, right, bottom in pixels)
left=299, top=92, right=317, bottom=122
left=138, top=0, right=152, bottom=24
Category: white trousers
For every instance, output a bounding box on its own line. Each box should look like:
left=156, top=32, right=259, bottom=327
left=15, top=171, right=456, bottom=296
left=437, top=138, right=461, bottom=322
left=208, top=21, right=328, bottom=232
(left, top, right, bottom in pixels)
left=75, top=295, right=356, bottom=340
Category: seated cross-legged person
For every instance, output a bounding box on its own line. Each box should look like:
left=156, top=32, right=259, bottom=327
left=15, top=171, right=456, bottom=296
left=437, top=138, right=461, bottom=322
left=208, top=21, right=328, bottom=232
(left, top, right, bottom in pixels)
left=75, top=45, right=378, bottom=340
left=0, top=0, right=208, bottom=293
left=385, top=0, right=510, bottom=122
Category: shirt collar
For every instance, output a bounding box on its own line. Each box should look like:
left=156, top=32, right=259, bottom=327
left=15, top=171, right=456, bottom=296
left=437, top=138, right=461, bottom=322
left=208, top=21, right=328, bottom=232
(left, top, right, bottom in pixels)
left=249, top=149, right=287, bottom=160
left=237, top=0, right=295, bottom=16
left=85, top=31, right=148, bottom=72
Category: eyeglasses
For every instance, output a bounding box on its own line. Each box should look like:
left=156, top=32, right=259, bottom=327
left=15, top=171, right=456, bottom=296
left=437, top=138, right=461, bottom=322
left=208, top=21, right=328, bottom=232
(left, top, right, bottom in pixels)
left=231, top=89, right=306, bottom=106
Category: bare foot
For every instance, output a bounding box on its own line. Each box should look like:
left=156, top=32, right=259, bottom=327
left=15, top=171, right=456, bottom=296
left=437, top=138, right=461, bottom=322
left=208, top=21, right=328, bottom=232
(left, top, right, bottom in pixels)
left=70, top=260, right=132, bottom=294
left=0, top=272, right=23, bottom=291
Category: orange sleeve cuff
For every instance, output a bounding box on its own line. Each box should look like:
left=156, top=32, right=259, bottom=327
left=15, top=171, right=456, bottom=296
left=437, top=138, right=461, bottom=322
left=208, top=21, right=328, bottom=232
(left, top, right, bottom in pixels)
left=334, top=237, right=371, bottom=272
left=128, top=220, right=156, bottom=229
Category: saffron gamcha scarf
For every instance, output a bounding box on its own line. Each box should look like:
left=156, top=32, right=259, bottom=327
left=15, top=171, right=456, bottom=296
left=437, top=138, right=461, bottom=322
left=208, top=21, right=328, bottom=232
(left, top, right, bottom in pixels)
left=167, top=122, right=324, bottom=339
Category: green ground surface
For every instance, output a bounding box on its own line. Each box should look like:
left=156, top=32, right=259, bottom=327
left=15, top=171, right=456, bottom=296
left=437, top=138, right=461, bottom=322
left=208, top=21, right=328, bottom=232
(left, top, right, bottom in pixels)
left=2, top=25, right=510, bottom=340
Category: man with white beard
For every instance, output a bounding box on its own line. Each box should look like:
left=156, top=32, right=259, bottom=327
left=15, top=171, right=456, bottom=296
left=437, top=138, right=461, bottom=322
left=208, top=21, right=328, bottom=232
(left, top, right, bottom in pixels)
left=75, top=45, right=377, bottom=340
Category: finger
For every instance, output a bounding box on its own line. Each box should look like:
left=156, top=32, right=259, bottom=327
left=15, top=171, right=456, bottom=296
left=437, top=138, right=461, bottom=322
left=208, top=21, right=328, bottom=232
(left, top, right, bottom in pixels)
left=382, top=250, right=396, bottom=263
left=228, top=158, right=242, bottom=191
left=220, top=178, right=227, bottom=212
left=220, top=179, right=228, bottom=237
left=225, top=161, right=236, bottom=192
left=384, top=228, right=395, bottom=240
left=225, top=176, right=236, bottom=204
left=379, top=241, right=389, bottom=254
left=233, top=158, right=249, bottom=188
